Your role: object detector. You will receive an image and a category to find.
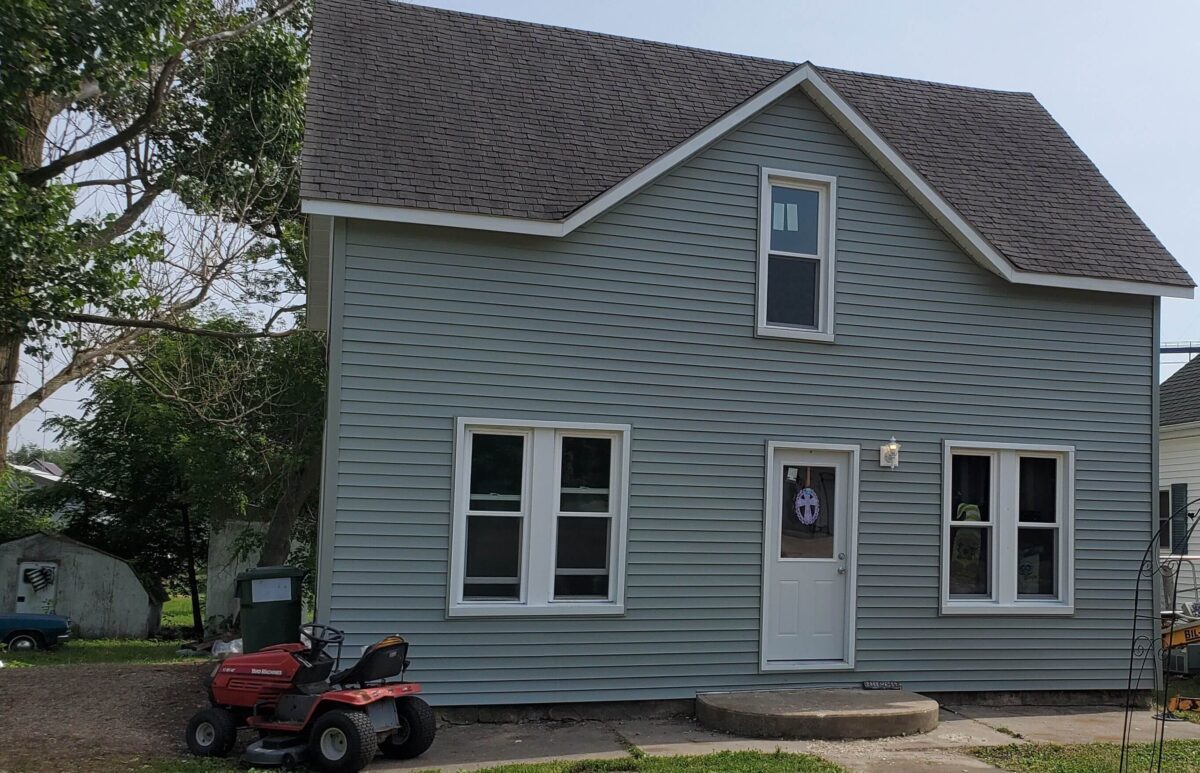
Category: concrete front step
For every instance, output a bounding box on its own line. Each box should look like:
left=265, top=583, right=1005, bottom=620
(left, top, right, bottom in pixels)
left=696, top=688, right=939, bottom=740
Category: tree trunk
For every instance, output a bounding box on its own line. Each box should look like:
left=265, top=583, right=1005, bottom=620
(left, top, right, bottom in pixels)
left=180, top=503, right=204, bottom=639
left=0, top=94, right=59, bottom=460
left=258, top=446, right=323, bottom=567
left=0, top=334, right=22, bottom=459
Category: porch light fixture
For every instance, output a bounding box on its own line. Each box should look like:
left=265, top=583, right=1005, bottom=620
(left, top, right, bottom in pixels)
left=880, top=437, right=901, bottom=469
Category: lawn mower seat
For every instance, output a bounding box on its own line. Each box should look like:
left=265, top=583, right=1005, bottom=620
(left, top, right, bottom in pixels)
left=330, top=635, right=410, bottom=687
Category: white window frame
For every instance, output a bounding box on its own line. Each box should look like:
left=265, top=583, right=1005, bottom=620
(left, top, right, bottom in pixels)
left=756, top=168, right=837, bottom=343
left=449, top=417, right=631, bottom=617
left=941, top=440, right=1075, bottom=615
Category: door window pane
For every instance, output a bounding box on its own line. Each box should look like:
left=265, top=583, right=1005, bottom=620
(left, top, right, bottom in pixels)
left=949, top=526, right=990, bottom=596
left=464, top=515, right=521, bottom=599
left=766, top=255, right=819, bottom=328
left=769, top=185, right=820, bottom=254
left=554, top=516, right=610, bottom=599
left=780, top=465, right=835, bottom=559
left=1017, top=528, right=1057, bottom=597
left=469, top=433, right=524, bottom=512
left=950, top=454, right=990, bottom=522
left=560, top=436, right=611, bottom=512
left=1018, top=457, right=1057, bottom=523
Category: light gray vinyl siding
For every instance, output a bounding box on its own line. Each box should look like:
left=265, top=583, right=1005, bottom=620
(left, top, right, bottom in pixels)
left=319, top=90, right=1155, bottom=705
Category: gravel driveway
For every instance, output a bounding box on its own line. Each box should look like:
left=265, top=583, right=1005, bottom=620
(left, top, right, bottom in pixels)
left=0, top=661, right=211, bottom=772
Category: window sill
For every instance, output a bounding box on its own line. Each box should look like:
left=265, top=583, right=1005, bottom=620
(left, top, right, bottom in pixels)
left=448, top=602, right=625, bottom=618
left=940, top=601, right=1073, bottom=616
left=756, top=325, right=835, bottom=343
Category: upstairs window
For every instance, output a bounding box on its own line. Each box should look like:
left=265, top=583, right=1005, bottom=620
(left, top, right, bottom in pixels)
left=450, top=418, right=630, bottom=616
left=757, top=169, right=836, bottom=341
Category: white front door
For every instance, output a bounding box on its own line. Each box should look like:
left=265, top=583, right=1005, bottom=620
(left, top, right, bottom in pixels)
left=16, top=562, right=58, bottom=614
left=762, top=445, right=856, bottom=668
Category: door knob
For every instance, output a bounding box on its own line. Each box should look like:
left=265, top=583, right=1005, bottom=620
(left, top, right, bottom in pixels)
left=837, top=567, right=846, bottom=575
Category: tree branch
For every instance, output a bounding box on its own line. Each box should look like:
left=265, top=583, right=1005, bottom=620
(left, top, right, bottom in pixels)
left=20, top=51, right=184, bottom=187
left=57, top=312, right=300, bottom=339
left=9, top=329, right=143, bottom=426
left=188, top=0, right=304, bottom=49
left=80, top=181, right=166, bottom=250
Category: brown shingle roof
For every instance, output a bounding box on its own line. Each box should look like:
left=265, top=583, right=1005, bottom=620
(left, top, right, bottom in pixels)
left=1162, top=357, right=1200, bottom=427
left=303, top=0, right=1192, bottom=289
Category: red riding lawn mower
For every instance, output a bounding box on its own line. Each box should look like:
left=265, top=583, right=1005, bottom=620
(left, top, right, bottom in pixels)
left=185, top=623, right=436, bottom=772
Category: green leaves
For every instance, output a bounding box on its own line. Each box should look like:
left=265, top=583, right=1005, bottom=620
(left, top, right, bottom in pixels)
left=0, top=0, right=310, bottom=351
left=47, top=316, right=325, bottom=585
left=0, top=159, right=163, bottom=350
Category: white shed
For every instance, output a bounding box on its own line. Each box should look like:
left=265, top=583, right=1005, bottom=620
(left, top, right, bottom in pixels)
left=0, top=533, right=163, bottom=638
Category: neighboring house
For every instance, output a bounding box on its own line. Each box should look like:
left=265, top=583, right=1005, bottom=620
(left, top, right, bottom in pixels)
left=301, top=1, right=1195, bottom=705
left=0, top=533, right=164, bottom=638
left=1161, top=357, right=1200, bottom=555
left=6, top=460, right=64, bottom=492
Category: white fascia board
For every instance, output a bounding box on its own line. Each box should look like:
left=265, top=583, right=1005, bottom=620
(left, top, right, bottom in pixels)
left=301, top=198, right=568, bottom=236
left=301, top=63, right=1194, bottom=299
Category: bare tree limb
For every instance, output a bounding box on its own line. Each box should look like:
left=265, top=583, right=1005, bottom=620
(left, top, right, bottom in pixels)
left=9, top=328, right=144, bottom=426
left=20, top=50, right=185, bottom=186
left=58, top=312, right=299, bottom=339
left=80, top=181, right=166, bottom=250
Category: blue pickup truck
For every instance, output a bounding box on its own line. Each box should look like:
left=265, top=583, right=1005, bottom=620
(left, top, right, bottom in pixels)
left=0, top=612, right=71, bottom=651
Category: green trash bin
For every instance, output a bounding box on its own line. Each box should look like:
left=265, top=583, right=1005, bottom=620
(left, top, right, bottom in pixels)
left=235, top=566, right=306, bottom=653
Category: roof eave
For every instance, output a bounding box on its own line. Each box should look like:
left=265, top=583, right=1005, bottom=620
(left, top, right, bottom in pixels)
left=302, top=63, right=1194, bottom=300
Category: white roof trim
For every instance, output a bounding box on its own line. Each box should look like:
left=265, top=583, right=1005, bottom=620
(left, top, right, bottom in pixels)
left=301, top=63, right=1193, bottom=299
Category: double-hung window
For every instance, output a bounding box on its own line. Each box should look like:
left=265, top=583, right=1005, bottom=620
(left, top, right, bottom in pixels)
left=942, top=441, right=1074, bottom=614
left=450, top=418, right=630, bottom=616
left=757, top=168, right=836, bottom=341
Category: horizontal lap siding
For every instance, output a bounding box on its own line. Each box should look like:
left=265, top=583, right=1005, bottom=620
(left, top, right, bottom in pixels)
left=322, top=91, right=1154, bottom=704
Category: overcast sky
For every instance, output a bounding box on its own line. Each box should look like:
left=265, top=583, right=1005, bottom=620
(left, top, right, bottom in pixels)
left=11, top=0, right=1199, bottom=449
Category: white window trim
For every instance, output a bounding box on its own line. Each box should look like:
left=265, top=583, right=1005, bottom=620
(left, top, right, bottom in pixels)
left=941, top=440, right=1075, bottom=615
left=756, top=168, right=837, bottom=343
left=448, top=417, right=631, bottom=617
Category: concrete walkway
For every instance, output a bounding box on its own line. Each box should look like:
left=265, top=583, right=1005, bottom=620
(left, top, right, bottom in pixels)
left=375, top=705, right=1200, bottom=772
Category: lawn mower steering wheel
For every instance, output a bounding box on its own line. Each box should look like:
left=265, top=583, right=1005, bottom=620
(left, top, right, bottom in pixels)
left=299, top=623, right=344, bottom=659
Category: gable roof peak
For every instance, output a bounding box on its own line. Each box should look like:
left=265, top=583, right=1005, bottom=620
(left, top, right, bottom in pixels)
left=303, top=0, right=1193, bottom=296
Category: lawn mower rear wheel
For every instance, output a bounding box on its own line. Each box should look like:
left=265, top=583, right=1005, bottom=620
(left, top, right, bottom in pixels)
left=379, top=695, right=437, bottom=759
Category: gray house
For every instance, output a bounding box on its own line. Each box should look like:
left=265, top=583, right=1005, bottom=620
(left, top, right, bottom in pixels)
left=302, top=0, right=1194, bottom=706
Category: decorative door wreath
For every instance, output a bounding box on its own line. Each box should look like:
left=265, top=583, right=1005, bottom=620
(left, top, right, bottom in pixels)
left=793, top=467, right=820, bottom=525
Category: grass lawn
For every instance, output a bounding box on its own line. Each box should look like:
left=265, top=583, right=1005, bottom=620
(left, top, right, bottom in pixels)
left=974, top=740, right=1200, bottom=772
left=130, top=750, right=842, bottom=773
left=1, top=637, right=194, bottom=668
left=162, top=595, right=203, bottom=628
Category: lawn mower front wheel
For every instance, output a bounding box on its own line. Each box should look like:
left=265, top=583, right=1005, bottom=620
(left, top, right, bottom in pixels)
left=309, top=709, right=377, bottom=773
left=379, top=696, right=436, bottom=759
left=185, top=707, right=238, bottom=757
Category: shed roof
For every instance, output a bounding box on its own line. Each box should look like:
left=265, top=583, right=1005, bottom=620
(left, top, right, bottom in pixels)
left=302, top=0, right=1192, bottom=292
left=1162, top=357, right=1200, bottom=427
left=0, top=532, right=168, bottom=603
